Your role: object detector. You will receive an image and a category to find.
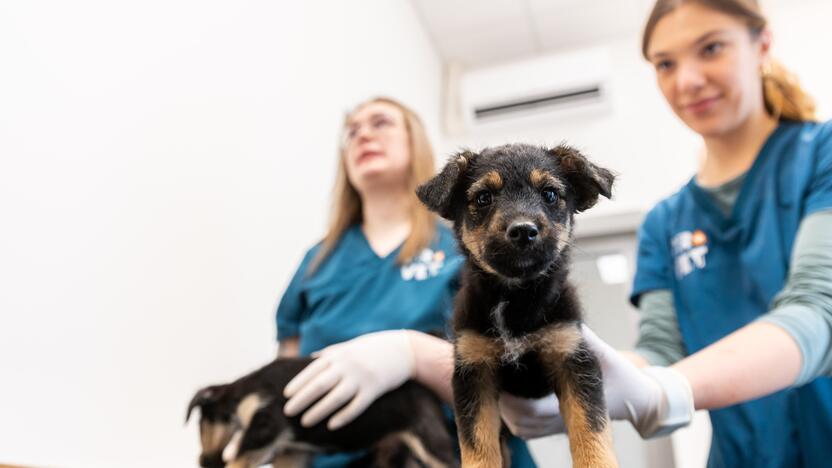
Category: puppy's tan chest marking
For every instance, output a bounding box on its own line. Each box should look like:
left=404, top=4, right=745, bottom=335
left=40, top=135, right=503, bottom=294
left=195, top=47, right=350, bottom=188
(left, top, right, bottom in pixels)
left=456, top=330, right=502, bottom=367
left=484, top=302, right=583, bottom=365
left=537, top=323, right=582, bottom=360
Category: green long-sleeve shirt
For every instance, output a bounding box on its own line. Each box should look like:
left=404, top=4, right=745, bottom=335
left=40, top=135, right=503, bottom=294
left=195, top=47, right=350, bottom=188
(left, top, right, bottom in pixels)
left=635, top=174, right=832, bottom=386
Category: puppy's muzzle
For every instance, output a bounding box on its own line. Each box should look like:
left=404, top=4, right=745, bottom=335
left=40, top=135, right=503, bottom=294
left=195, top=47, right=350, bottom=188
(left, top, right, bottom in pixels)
left=200, top=453, right=225, bottom=468
left=506, top=221, right=540, bottom=248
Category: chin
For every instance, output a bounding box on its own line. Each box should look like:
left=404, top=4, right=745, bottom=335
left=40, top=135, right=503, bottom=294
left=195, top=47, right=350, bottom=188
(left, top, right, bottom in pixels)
left=350, top=165, right=388, bottom=183
left=487, top=254, right=554, bottom=282
left=352, top=171, right=411, bottom=195
left=680, top=106, right=747, bottom=138
left=682, top=115, right=731, bottom=137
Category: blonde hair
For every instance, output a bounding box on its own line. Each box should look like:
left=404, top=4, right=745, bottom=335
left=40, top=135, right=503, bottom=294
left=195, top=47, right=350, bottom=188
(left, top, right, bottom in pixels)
left=642, top=0, right=816, bottom=122
left=309, top=97, right=438, bottom=274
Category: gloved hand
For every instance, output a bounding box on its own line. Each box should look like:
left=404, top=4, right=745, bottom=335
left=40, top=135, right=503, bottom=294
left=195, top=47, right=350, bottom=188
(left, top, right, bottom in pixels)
left=582, top=324, right=694, bottom=438
left=499, top=393, right=564, bottom=439
left=282, top=330, right=415, bottom=430
left=499, top=325, right=694, bottom=439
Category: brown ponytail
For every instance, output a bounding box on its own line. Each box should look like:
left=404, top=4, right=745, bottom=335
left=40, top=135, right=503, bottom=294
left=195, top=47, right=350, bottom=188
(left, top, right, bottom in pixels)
left=762, top=59, right=816, bottom=121
left=642, top=0, right=816, bottom=122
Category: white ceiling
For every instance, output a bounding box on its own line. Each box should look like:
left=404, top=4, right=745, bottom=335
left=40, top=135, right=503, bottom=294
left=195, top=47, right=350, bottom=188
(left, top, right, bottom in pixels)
left=409, top=0, right=816, bottom=68
left=410, top=0, right=655, bottom=67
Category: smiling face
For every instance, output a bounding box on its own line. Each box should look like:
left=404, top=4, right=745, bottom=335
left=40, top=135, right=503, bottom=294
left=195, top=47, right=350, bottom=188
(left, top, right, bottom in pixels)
left=417, top=144, right=614, bottom=284
left=646, top=2, right=770, bottom=138
left=342, top=101, right=412, bottom=193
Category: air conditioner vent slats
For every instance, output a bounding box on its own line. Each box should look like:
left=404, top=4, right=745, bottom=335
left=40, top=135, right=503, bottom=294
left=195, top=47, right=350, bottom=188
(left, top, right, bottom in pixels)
left=458, top=47, right=611, bottom=129
left=473, top=85, right=602, bottom=120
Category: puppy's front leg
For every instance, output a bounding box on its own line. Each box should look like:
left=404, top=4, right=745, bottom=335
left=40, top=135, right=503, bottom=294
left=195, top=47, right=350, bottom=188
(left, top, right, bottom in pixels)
left=454, top=331, right=505, bottom=468
left=541, top=325, right=618, bottom=468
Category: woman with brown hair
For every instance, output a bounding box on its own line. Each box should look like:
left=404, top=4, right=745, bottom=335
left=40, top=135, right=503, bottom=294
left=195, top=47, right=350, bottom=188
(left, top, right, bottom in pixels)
left=275, top=97, right=537, bottom=467
left=498, top=1, right=832, bottom=466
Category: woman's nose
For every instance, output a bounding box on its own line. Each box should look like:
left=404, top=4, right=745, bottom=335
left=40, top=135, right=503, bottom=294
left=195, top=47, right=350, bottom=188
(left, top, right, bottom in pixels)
left=353, top=124, right=375, bottom=145
left=675, top=60, right=706, bottom=94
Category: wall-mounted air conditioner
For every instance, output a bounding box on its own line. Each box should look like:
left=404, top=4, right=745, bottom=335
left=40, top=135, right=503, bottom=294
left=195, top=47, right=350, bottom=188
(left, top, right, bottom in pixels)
left=458, top=47, right=612, bottom=130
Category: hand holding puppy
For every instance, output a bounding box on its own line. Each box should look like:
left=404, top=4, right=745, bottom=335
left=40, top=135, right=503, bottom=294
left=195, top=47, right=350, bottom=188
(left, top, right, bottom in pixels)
left=283, top=330, right=415, bottom=430
left=500, top=325, right=694, bottom=440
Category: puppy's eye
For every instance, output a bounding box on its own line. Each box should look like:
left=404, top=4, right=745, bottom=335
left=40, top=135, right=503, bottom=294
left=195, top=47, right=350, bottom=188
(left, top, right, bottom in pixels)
left=541, top=188, right=558, bottom=204
left=475, top=191, right=492, bottom=208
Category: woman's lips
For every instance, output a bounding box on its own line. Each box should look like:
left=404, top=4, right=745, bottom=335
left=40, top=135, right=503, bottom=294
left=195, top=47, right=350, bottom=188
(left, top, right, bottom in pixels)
left=685, top=96, right=721, bottom=115
left=356, top=151, right=384, bottom=164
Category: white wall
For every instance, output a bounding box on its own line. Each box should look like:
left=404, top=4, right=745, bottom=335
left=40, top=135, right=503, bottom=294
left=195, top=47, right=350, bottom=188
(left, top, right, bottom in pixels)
left=0, top=1, right=441, bottom=467
left=766, top=0, right=832, bottom=119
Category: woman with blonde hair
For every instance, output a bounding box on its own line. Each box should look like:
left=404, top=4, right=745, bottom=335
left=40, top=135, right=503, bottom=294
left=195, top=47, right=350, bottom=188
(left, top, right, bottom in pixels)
left=276, top=97, right=537, bottom=467
left=496, top=1, right=832, bottom=466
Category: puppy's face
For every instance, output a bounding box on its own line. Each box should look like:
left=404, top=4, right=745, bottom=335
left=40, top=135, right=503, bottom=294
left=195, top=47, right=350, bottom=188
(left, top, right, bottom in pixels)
left=187, top=385, right=239, bottom=467
left=417, top=144, right=614, bottom=283
left=188, top=387, right=279, bottom=468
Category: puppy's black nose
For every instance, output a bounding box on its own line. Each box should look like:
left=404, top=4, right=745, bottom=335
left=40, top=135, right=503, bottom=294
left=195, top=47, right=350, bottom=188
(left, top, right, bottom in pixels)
left=506, top=222, right=539, bottom=247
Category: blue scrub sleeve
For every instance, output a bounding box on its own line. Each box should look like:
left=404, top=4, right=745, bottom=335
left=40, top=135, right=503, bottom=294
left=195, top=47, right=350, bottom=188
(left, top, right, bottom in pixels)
left=804, top=122, right=832, bottom=216
left=275, top=248, right=317, bottom=340
left=630, top=206, right=673, bottom=307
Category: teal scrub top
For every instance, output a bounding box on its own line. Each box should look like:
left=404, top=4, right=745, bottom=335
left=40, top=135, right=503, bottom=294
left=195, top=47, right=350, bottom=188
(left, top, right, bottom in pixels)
left=277, top=223, right=537, bottom=467
left=631, top=120, right=832, bottom=468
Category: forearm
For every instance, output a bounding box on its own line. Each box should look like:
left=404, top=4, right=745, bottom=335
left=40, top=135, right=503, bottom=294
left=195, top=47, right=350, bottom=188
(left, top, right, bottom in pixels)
left=672, top=321, right=801, bottom=410
left=407, top=330, right=455, bottom=403
left=278, top=336, right=300, bottom=357
left=759, top=210, right=832, bottom=385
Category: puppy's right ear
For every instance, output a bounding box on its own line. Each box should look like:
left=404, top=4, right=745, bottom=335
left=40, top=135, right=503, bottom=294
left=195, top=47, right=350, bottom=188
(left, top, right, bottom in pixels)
left=416, top=151, right=475, bottom=220
left=186, top=386, right=220, bottom=423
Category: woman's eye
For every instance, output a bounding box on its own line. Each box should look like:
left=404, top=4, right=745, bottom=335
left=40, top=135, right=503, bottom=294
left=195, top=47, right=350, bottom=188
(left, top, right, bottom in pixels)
left=656, top=60, right=674, bottom=72
left=371, top=116, right=393, bottom=129
left=475, top=191, right=492, bottom=208
left=541, top=188, right=558, bottom=204
left=702, top=42, right=723, bottom=57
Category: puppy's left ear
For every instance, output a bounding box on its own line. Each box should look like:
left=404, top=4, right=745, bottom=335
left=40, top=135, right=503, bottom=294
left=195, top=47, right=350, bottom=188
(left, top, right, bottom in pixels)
left=416, top=151, right=476, bottom=220
left=551, top=145, right=615, bottom=212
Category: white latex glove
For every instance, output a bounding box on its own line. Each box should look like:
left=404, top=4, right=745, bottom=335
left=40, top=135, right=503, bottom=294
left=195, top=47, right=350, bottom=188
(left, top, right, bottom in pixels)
left=582, top=324, right=694, bottom=438
left=498, top=325, right=694, bottom=440
left=499, top=393, right=564, bottom=439
left=282, top=330, right=415, bottom=430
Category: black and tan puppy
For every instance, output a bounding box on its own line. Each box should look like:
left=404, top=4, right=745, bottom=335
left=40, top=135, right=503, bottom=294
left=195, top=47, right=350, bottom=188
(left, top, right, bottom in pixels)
left=187, top=357, right=457, bottom=468
left=417, top=144, right=618, bottom=468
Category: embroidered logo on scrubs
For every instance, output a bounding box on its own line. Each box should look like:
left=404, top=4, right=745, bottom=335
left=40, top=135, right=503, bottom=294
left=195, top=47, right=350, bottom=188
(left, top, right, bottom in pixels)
left=672, top=229, right=709, bottom=279
left=400, top=249, right=445, bottom=281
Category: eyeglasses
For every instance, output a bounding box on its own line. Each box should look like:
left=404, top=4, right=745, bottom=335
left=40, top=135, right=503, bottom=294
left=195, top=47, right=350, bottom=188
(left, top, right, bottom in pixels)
left=341, top=113, right=400, bottom=147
